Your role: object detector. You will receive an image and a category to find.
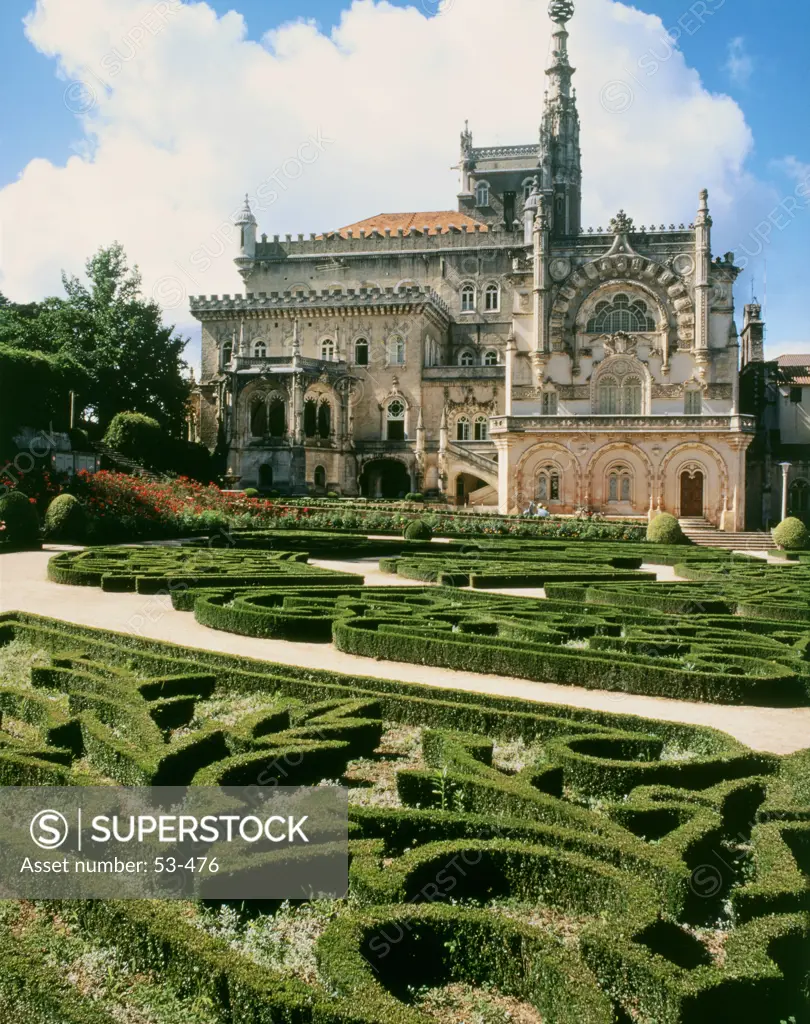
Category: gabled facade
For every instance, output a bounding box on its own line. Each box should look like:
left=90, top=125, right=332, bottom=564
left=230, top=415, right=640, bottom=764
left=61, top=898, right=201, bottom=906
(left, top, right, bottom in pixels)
left=191, top=0, right=757, bottom=527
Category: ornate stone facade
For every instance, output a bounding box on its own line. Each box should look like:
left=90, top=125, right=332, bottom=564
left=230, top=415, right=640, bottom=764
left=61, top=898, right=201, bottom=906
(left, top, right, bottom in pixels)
left=191, top=0, right=757, bottom=527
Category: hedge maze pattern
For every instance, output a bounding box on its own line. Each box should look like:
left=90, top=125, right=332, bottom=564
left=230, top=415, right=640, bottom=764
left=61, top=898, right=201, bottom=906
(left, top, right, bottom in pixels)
left=0, top=611, right=808, bottom=1022
left=47, top=542, right=810, bottom=706
left=47, top=546, right=365, bottom=592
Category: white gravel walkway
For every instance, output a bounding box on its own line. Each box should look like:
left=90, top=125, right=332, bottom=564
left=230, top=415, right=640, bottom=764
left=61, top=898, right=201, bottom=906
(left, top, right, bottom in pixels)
left=1, top=548, right=808, bottom=755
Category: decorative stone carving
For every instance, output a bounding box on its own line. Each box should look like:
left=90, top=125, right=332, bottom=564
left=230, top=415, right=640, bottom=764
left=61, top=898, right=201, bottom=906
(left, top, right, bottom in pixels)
left=549, top=258, right=571, bottom=282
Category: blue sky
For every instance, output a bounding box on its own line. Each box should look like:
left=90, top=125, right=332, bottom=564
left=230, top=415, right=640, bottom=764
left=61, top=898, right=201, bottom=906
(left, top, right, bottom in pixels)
left=0, top=0, right=807, bottom=358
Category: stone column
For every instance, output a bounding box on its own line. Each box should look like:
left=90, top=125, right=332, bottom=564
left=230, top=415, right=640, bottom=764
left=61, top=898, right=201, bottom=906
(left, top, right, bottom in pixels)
left=693, top=189, right=712, bottom=377
left=779, top=462, right=792, bottom=523
left=504, top=336, right=516, bottom=416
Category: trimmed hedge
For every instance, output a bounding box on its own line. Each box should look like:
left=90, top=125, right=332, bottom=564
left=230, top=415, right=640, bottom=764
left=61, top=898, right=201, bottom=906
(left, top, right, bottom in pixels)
left=0, top=611, right=807, bottom=1022
left=647, top=512, right=686, bottom=544
left=773, top=516, right=809, bottom=551
left=0, top=488, right=40, bottom=550
left=44, top=492, right=88, bottom=542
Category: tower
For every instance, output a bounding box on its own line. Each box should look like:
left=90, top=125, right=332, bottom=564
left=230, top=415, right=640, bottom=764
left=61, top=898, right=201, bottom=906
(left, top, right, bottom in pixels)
left=540, top=0, right=582, bottom=238
left=235, top=194, right=257, bottom=267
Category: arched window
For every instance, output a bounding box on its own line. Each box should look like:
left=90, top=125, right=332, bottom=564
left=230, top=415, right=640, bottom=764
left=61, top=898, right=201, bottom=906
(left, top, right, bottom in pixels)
left=250, top=399, right=267, bottom=437
left=321, top=339, right=335, bottom=362
left=484, top=350, right=499, bottom=366
left=459, top=350, right=475, bottom=367
left=622, top=376, right=642, bottom=415
left=542, top=391, right=558, bottom=415
left=484, top=283, right=500, bottom=312
left=354, top=338, right=369, bottom=366
left=222, top=341, right=233, bottom=368
left=253, top=341, right=267, bottom=358
left=475, top=182, right=490, bottom=207
left=586, top=294, right=656, bottom=333
left=386, top=399, right=406, bottom=441
left=789, top=480, right=809, bottom=517
left=598, top=376, right=620, bottom=415
left=608, top=466, right=633, bottom=503
left=474, top=416, right=488, bottom=441
left=425, top=337, right=440, bottom=367
left=304, top=399, right=317, bottom=438
left=460, top=284, right=476, bottom=313
left=456, top=416, right=471, bottom=441
left=684, top=389, right=702, bottom=415
left=314, top=465, right=326, bottom=489
left=268, top=396, right=286, bottom=437
left=537, top=465, right=560, bottom=502
left=317, top=400, right=331, bottom=439
left=389, top=336, right=405, bottom=365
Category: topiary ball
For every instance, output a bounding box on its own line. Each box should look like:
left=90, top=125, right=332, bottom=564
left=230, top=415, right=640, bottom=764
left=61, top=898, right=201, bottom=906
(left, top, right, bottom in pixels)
left=0, top=490, right=41, bottom=549
left=44, top=494, right=88, bottom=542
left=242, top=488, right=260, bottom=498
left=772, top=516, right=809, bottom=551
left=646, top=512, right=685, bottom=544
left=404, top=519, right=433, bottom=542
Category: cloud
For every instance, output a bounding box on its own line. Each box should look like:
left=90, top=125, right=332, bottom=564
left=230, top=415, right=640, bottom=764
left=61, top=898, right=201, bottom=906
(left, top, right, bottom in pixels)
left=724, top=36, right=753, bottom=87
left=1, top=0, right=761, bottom=372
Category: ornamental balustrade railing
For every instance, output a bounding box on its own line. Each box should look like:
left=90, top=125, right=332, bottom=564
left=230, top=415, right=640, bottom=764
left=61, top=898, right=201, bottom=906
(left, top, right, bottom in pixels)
left=488, top=414, right=757, bottom=433
left=423, top=366, right=505, bottom=380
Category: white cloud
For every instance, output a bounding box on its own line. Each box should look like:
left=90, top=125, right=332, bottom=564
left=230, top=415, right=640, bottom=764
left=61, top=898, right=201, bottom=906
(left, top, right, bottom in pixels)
left=1, top=0, right=761, bottom=372
left=724, top=36, right=753, bottom=87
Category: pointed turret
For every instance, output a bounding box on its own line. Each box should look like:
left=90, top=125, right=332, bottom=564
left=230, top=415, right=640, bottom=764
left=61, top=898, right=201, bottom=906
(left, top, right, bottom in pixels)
left=540, top=0, right=582, bottom=238
left=235, top=194, right=257, bottom=258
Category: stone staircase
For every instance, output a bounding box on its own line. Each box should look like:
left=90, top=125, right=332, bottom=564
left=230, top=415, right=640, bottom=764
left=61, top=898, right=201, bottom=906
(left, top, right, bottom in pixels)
left=91, top=442, right=157, bottom=478
left=678, top=517, right=776, bottom=551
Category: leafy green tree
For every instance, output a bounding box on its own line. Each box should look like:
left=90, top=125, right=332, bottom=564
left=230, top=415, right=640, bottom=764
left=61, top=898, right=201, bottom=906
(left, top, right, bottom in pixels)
left=0, top=244, right=191, bottom=436
left=58, top=244, right=191, bottom=432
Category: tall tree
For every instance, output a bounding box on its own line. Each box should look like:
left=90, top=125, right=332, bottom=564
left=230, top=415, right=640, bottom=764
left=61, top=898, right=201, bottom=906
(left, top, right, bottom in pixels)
left=0, top=245, right=191, bottom=435
left=58, top=244, right=191, bottom=433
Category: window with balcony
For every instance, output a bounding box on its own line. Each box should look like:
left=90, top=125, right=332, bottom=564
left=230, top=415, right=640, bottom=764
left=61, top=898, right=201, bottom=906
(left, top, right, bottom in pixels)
left=684, top=389, right=702, bottom=414
left=321, top=340, right=335, bottom=361
left=389, top=336, right=405, bottom=365
left=456, top=416, right=471, bottom=441
left=474, top=416, right=488, bottom=441
left=537, top=466, right=560, bottom=502
left=586, top=293, right=656, bottom=334
left=459, top=350, right=475, bottom=366
left=222, top=341, right=232, bottom=368
left=304, top=399, right=317, bottom=438
left=317, top=400, right=331, bottom=439
left=598, top=374, right=642, bottom=414
left=354, top=338, right=369, bottom=366
left=542, top=392, right=558, bottom=415
left=268, top=397, right=286, bottom=437
left=253, top=341, right=267, bottom=358
left=608, top=466, right=633, bottom=503
left=484, top=350, right=499, bottom=366
left=386, top=399, right=406, bottom=441
left=250, top=400, right=267, bottom=437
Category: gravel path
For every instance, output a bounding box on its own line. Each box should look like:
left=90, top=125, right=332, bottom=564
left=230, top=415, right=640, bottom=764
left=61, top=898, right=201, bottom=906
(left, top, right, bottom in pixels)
left=1, top=548, right=808, bottom=755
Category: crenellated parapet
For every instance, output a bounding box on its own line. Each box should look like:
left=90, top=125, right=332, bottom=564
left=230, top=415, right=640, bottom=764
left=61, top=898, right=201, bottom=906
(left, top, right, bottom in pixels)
left=189, top=285, right=452, bottom=327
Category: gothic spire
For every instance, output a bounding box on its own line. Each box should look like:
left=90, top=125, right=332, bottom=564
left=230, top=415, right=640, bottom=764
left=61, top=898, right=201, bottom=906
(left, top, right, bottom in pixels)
left=540, top=0, right=582, bottom=238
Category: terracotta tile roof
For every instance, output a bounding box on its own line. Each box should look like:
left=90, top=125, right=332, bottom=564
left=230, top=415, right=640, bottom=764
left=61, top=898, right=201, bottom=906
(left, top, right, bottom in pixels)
left=777, top=354, right=810, bottom=385
left=330, top=212, right=488, bottom=238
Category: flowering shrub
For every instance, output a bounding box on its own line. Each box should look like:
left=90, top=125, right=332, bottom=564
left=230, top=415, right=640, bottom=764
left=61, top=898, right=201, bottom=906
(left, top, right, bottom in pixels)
left=53, top=472, right=648, bottom=543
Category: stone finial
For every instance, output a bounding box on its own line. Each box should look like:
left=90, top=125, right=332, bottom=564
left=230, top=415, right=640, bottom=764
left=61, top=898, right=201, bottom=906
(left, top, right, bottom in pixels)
left=235, top=193, right=256, bottom=226
left=609, top=210, right=634, bottom=235
left=548, top=0, right=575, bottom=24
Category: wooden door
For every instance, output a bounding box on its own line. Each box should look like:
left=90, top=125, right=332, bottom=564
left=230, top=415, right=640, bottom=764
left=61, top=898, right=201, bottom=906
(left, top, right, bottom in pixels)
left=680, top=471, right=704, bottom=516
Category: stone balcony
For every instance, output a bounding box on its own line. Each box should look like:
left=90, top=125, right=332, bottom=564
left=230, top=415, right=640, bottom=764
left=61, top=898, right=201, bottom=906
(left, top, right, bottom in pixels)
left=228, top=355, right=349, bottom=375
left=423, top=365, right=505, bottom=381
left=489, top=414, right=757, bottom=435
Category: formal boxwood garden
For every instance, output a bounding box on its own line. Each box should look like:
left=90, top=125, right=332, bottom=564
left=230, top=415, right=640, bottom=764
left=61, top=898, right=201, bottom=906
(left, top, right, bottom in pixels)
left=0, top=611, right=807, bottom=1021
left=45, top=540, right=810, bottom=706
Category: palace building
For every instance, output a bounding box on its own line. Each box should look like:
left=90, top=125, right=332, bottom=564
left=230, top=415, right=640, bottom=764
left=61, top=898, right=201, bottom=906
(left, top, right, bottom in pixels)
left=190, top=0, right=772, bottom=529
